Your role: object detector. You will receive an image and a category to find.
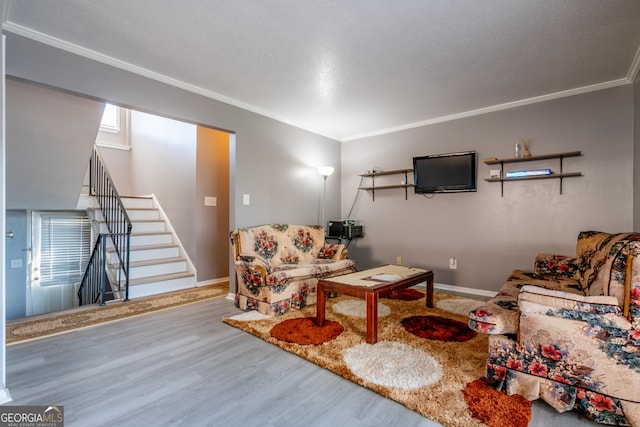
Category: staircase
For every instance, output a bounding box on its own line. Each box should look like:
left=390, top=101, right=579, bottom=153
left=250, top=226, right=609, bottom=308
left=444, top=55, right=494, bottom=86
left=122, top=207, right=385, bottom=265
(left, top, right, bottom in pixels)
left=90, top=195, right=196, bottom=300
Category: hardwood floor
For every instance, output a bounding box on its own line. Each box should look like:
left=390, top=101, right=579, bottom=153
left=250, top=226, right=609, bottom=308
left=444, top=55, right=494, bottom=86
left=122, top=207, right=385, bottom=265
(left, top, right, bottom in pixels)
left=4, top=297, right=596, bottom=427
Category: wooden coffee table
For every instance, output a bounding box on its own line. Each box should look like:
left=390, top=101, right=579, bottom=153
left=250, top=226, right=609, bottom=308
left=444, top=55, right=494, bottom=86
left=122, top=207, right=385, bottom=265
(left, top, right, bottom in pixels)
left=316, top=264, right=434, bottom=344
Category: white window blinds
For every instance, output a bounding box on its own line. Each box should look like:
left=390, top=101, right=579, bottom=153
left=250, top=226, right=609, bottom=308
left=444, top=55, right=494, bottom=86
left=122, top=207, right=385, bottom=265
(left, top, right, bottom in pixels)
left=37, top=212, right=91, bottom=287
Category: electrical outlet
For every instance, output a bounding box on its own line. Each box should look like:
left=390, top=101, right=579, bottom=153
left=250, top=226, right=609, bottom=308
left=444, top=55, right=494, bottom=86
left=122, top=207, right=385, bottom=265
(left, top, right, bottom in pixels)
left=396, top=256, right=402, bottom=265
left=449, top=257, right=457, bottom=270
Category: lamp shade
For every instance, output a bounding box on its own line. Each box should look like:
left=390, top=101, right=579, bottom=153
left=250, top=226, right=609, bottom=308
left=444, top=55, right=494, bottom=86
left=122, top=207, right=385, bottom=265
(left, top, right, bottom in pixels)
left=317, top=166, right=335, bottom=177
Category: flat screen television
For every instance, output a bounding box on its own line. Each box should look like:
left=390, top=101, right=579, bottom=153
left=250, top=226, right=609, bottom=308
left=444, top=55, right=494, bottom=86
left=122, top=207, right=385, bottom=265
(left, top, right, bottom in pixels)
left=413, top=151, right=477, bottom=194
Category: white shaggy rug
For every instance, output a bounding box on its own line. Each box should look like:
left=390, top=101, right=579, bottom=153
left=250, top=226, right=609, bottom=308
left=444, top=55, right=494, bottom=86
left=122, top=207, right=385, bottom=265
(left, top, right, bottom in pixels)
left=332, top=299, right=391, bottom=318
left=344, top=341, right=443, bottom=389
left=436, top=298, right=484, bottom=317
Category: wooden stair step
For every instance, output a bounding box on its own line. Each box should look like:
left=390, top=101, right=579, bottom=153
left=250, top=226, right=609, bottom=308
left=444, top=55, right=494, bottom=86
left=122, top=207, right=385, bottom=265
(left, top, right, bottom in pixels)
left=128, top=271, right=194, bottom=287
left=107, top=243, right=179, bottom=253
left=109, top=256, right=186, bottom=269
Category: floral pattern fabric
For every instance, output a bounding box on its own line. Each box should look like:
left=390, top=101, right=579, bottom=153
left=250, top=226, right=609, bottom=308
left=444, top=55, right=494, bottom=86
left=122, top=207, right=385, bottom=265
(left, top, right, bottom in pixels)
left=575, top=231, right=640, bottom=308
left=253, top=230, right=278, bottom=260
left=468, top=267, right=584, bottom=335
left=533, top=253, right=580, bottom=281
left=317, top=244, right=343, bottom=259
left=487, top=317, right=640, bottom=425
left=234, top=260, right=355, bottom=316
left=231, top=225, right=356, bottom=316
left=487, top=344, right=635, bottom=425
left=472, top=231, right=640, bottom=426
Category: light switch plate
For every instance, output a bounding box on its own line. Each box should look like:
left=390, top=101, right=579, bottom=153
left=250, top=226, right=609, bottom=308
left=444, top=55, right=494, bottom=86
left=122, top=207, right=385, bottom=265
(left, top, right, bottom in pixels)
left=204, top=196, right=217, bottom=206
left=243, top=194, right=250, bottom=205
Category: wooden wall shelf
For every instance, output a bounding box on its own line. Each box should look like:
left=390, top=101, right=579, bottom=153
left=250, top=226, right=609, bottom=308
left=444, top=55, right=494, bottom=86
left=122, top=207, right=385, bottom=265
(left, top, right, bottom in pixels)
left=359, top=169, right=413, bottom=201
left=484, top=151, right=582, bottom=196
left=485, top=172, right=582, bottom=183
left=484, top=151, right=582, bottom=165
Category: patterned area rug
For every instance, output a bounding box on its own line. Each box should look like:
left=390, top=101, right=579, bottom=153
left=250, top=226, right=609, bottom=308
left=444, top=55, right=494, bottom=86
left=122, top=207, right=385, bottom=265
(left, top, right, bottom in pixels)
left=332, top=299, right=391, bottom=318
left=224, top=292, right=531, bottom=427
left=7, top=283, right=229, bottom=344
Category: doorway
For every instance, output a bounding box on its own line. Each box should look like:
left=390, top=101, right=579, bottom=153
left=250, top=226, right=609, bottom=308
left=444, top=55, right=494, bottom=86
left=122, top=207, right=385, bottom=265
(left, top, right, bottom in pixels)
left=27, top=211, right=91, bottom=316
left=5, top=80, right=232, bottom=318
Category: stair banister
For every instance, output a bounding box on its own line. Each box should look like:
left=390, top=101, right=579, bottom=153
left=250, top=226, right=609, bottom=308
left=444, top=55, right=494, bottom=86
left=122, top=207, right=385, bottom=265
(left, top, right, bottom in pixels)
left=79, top=146, right=132, bottom=305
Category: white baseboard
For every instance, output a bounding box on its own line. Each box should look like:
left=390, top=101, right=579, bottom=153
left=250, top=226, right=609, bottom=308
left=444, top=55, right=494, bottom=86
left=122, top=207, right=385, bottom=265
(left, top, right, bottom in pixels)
left=414, top=282, right=497, bottom=298
left=0, top=388, right=12, bottom=404
left=224, top=283, right=495, bottom=306
left=197, top=277, right=235, bottom=301
left=196, top=277, right=229, bottom=287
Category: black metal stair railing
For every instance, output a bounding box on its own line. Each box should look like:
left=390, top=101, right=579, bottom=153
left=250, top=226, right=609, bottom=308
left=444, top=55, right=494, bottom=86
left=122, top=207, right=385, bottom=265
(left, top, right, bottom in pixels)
left=78, top=146, right=132, bottom=306
left=78, top=234, right=105, bottom=305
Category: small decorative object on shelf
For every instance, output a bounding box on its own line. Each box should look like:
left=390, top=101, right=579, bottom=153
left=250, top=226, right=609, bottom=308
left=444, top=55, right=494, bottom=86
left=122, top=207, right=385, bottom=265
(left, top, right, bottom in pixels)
left=522, top=138, right=532, bottom=158
left=514, top=141, right=522, bottom=158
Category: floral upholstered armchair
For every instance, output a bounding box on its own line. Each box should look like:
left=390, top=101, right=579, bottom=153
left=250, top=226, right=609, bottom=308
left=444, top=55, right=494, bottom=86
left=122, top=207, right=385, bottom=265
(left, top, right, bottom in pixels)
left=230, top=224, right=356, bottom=316
left=469, top=231, right=640, bottom=425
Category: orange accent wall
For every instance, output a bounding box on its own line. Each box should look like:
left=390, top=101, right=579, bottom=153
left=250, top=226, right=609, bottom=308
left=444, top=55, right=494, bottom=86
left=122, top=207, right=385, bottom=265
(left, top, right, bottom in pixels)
left=196, top=126, right=230, bottom=281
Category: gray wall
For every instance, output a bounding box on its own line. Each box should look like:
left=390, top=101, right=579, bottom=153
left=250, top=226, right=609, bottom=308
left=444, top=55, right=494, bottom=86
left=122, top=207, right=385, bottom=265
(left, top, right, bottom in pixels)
left=5, top=211, right=26, bottom=320
left=342, top=86, right=634, bottom=293
left=5, top=33, right=342, bottom=293
left=6, top=78, right=104, bottom=209
left=97, top=146, right=133, bottom=196
left=634, top=69, right=640, bottom=231
left=128, top=110, right=197, bottom=258
left=0, top=24, right=10, bottom=403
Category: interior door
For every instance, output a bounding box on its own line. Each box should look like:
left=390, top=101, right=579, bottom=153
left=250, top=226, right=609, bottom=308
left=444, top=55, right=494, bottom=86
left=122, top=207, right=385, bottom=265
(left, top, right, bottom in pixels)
left=28, top=211, right=91, bottom=316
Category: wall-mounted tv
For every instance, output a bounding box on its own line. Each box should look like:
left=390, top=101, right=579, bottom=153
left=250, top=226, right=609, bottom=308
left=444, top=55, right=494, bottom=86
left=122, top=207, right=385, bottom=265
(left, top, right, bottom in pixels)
left=413, top=151, right=477, bottom=194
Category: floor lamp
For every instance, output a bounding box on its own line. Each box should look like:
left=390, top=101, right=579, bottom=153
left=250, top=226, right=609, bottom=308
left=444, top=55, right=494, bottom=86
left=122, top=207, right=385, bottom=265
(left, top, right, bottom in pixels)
left=317, top=166, right=334, bottom=231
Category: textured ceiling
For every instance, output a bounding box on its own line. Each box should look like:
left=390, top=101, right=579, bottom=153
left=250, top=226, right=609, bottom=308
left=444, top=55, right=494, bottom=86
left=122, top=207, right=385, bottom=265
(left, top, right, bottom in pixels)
left=4, top=0, right=640, bottom=141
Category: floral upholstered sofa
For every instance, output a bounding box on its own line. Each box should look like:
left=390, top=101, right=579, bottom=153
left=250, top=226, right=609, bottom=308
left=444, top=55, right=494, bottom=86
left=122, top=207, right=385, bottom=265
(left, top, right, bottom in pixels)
left=468, top=231, right=640, bottom=426
left=230, top=224, right=356, bottom=316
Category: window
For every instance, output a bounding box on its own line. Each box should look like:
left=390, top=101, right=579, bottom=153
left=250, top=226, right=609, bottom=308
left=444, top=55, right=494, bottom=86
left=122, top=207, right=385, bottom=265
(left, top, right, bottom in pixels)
left=96, top=103, right=131, bottom=149
left=99, top=103, right=120, bottom=133
left=33, top=212, right=92, bottom=287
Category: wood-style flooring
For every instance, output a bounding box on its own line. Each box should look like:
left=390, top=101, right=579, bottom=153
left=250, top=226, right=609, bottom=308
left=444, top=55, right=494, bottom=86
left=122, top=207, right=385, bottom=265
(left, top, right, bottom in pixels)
left=4, top=297, right=596, bottom=427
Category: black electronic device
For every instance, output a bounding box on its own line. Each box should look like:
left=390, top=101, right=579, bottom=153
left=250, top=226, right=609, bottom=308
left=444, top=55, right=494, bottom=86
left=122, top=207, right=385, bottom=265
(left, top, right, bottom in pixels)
left=343, top=225, right=363, bottom=239
left=328, top=220, right=344, bottom=238
left=413, top=151, right=477, bottom=194
left=327, top=220, right=363, bottom=239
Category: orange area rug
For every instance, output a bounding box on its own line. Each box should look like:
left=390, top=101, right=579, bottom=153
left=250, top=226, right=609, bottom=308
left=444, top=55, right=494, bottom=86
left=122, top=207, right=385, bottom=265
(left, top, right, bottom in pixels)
left=402, top=315, right=478, bottom=342
left=270, top=317, right=343, bottom=344
left=464, top=378, right=532, bottom=427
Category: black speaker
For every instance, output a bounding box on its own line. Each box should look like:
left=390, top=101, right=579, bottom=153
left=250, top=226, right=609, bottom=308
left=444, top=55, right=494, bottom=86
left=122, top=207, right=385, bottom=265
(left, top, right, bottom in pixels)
left=328, top=221, right=343, bottom=237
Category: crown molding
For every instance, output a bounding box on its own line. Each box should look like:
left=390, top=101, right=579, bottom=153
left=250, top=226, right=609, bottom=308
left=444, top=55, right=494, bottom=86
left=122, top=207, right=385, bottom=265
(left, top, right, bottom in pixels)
left=342, top=77, right=631, bottom=142
left=4, top=21, right=638, bottom=144
left=628, top=43, right=640, bottom=82
left=1, top=22, right=340, bottom=141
